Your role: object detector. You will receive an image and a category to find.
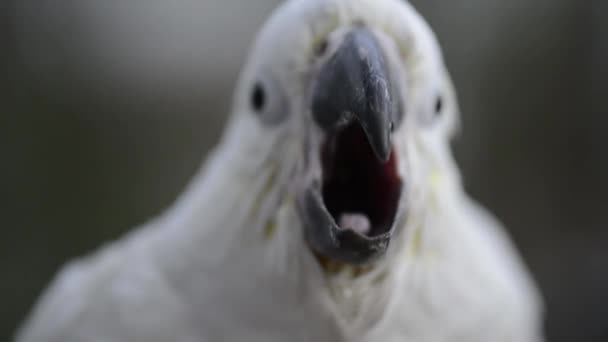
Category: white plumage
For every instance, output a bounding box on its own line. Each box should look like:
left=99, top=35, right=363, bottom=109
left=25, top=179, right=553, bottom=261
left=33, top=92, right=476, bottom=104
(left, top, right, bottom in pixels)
left=16, top=0, right=544, bottom=341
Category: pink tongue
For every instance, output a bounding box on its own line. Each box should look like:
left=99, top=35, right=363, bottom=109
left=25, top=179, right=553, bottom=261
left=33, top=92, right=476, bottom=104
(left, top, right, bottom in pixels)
left=338, top=213, right=371, bottom=235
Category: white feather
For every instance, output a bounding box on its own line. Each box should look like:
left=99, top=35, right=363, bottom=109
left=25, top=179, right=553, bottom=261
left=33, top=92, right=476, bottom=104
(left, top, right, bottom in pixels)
left=16, top=1, right=544, bottom=341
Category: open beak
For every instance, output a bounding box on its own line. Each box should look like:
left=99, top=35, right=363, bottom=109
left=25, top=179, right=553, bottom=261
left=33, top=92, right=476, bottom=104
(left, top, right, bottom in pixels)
left=300, top=27, right=404, bottom=265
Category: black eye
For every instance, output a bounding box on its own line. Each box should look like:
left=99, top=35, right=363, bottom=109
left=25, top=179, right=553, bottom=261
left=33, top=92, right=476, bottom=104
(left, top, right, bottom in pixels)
left=434, top=95, right=443, bottom=115
left=249, top=75, right=289, bottom=125
left=315, top=38, right=329, bottom=57
left=251, top=82, right=266, bottom=111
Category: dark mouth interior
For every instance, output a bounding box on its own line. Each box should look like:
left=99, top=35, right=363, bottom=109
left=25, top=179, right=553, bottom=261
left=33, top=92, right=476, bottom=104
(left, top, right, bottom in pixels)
left=321, top=123, right=402, bottom=237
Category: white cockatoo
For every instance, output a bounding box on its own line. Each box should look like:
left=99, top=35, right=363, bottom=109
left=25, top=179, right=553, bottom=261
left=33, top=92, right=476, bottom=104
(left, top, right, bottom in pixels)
left=16, top=0, right=544, bottom=341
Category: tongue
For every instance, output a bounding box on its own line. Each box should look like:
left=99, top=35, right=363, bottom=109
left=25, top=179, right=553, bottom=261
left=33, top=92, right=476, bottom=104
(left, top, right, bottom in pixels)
left=338, top=212, right=372, bottom=235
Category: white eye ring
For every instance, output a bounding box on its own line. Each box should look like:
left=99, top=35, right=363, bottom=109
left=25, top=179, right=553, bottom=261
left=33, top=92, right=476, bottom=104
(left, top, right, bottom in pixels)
left=250, top=73, right=289, bottom=125
left=418, top=91, right=445, bottom=127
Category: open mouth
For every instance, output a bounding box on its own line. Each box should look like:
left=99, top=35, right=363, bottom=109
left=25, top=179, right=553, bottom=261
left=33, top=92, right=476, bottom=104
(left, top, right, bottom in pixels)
left=299, top=121, right=403, bottom=265
left=321, top=123, right=402, bottom=238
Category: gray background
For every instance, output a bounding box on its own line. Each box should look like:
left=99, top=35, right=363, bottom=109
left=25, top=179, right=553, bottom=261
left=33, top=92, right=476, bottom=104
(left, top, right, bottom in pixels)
left=1, top=1, right=606, bottom=341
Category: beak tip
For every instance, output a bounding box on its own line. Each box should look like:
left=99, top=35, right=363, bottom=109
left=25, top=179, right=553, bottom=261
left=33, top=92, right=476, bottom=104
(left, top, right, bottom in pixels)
left=376, top=144, right=392, bottom=163
left=368, top=129, right=392, bottom=163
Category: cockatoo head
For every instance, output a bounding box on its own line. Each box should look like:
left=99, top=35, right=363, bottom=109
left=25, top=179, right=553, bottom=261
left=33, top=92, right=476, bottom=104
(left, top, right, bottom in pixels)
left=224, top=0, right=459, bottom=266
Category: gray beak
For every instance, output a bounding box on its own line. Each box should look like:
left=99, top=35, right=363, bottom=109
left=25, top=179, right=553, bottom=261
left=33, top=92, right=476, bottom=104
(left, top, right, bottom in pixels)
left=311, top=27, right=396, bottom=162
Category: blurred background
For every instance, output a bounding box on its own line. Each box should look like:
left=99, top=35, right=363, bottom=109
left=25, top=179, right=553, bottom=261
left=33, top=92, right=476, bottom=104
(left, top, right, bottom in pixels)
left=1, top=0, right=606, bottom=340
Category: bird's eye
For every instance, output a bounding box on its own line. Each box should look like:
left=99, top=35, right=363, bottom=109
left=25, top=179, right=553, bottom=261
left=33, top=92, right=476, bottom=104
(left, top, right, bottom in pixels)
left=250, top=74, right=289, bottom=125
left=314, top=38, right=329, bottom=57
left=251, top=82, right=266, bottom=111
left=418, top=92, right=445, bottom=127
left=435, top=95, right=443, bottom=116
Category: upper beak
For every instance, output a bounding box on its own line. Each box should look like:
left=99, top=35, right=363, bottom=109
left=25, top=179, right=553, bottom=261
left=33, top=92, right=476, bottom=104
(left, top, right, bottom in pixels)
left=311, top=27, right=395, bottom=162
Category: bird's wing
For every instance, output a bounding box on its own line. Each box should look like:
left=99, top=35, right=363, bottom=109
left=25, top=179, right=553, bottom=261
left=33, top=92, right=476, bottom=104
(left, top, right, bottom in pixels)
left=460, top=197, right=545, bottom=342
left=14, top=226, right=200, bottom=342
